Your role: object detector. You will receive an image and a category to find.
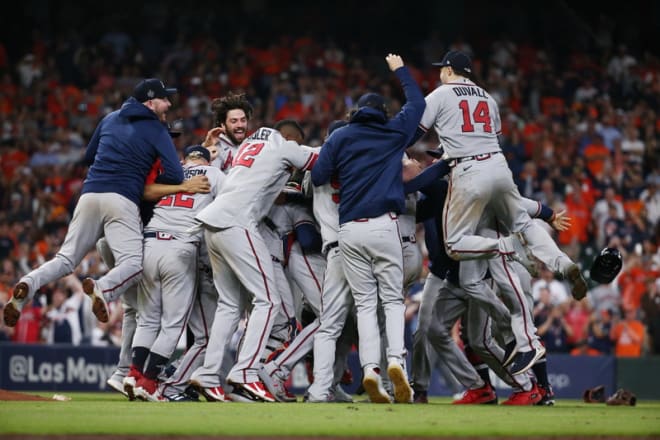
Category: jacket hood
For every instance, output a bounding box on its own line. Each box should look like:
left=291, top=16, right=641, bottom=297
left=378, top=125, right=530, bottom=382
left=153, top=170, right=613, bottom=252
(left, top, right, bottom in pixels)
left=118, top=97, right=160, bottom=121
left=350, top=107, right=388, bottom=124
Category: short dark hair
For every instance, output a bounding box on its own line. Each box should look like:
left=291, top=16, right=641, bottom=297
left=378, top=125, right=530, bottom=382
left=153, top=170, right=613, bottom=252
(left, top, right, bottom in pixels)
left=211, top=92, right=253, bottom=127
left=274, top=119, right=305, bottom=140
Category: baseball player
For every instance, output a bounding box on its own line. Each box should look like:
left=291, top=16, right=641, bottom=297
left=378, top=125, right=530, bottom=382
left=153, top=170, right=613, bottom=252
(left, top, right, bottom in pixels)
left=157, top=103, right=255, bottom=401
left=312, top=54, right=424, bottom=404
left=123, top=145, right=223, bottom=402
left=404, top=159, right=560, bottom=404
left=105, top=139, right=212, bottom=398
left=412, top=51, right=587, bottom=368
left=259, top=180, right=327, bottom=402
left=189, top=120, right=318, bottom=403
left=203, top=92, right=253, bottom=173
left=297, top=120, right=356, bottom=402
left=4, top=78, right=184, bottom=329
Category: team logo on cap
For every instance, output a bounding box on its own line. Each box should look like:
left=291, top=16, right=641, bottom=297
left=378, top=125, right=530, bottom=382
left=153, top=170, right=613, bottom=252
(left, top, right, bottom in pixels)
left=147, top=89, right=155, bottom=98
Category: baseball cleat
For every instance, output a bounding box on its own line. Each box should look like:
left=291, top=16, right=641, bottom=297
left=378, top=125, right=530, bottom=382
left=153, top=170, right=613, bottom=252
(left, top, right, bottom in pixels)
left=412, top=385, right=429, bottom=404
left=331, top=385, right=353, bottom=403
left=387, top=362, right=413, bottom=403
left=165, top=392, right=198, bottom=402
left=135, top=377, right=165, bottom=402
left=4, top=282, right=30, bottom=327
left=82, top=278, right=109, bottom=323
left=3, top=301, right=21, bottom=327
left=106, top=377, right=128, bottom=397
left=189, top=380, right=228, bottom=402
left=123, top=365, right=143, bottom=401
left=452, top=384, right=498, bottom=405
left=235, top=381, right=276, bottom=402
left=258, top=365, right=296, bottom=402
left=502, top=340, right=518, bottom=367
left=565, top=263, right=587, bottom=300
left=303, top=392, right=335, bottom=403
left=536, top=385, right=556, bottom=406
left=508, top=346, right=546, bottom=376
left=362, top=367, right=391, bottom=404
left=502, top=384, right=543, bottom=405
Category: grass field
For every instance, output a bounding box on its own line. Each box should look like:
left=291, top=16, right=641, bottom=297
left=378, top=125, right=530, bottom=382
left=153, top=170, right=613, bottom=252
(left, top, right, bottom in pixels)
left=1, top=393, right=659, bottom=438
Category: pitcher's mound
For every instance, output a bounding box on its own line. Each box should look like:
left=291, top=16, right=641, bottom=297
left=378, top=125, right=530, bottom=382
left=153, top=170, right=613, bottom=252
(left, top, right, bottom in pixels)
left=0, top=389, right=52, bottom=401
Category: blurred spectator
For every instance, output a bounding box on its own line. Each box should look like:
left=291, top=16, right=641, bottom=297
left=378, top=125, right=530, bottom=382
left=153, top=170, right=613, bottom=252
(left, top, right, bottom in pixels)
left=639, top=174, right=660, bottom=227
left=564, top=299, right=591, bottom=347
left=592, top=187, right=624, bottom=247
left=0, top=290, right=12, bottom=341
left=534, top=288, right=572, bottom=353
left=640, top=279, right=660, bottom=354
left=570, top=339, right=602, bottom=356
left=531, top=266, right=570, bottom=306
left=43, top=285, right=81, bottom=344
left=610, top=307, right=646, bottom=357
left=587, top=283, right=621, bottom=315
left=11, top=297, right=44, bottom=343
left=586, top=309, right=615, bottom=355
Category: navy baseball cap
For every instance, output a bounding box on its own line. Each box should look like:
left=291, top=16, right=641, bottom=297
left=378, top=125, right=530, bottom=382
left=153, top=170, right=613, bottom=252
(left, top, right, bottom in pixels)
left=183, top=145, right=211, bottom=163
left=133, top=78, right=177, bottom=102
left=432, top=50, right=472, bottom=74
left=356, top=93, right=387, bottom=114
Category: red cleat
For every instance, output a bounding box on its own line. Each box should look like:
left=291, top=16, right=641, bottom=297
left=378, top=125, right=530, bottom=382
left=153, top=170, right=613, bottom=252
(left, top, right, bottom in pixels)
left=452, top=384, right=498, bottom=405
left=502, top=384, right=543, bottom=405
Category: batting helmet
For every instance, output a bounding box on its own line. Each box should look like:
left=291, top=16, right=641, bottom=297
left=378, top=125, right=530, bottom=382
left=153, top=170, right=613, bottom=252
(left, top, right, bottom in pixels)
left=590, top=247, right=623, bottom=284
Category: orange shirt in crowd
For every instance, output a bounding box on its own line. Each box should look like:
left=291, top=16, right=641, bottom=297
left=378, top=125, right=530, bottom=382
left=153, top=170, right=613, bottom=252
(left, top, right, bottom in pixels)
left=583, top=142, right=610, bottom=177
left=559, top=193, right=591, bottom=244
left=570, top=346, right=602, bottom=356
left=611, top=320, right=645, bottom=357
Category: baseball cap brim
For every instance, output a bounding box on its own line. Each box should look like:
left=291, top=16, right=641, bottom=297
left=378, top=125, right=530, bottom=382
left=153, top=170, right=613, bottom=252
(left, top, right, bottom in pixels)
left=164, top=87, right=178, bottom=96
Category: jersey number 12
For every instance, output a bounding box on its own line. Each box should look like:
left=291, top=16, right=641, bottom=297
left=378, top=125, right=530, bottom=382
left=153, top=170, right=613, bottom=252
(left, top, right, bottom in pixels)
left=234, top=142, right=265, bottom=168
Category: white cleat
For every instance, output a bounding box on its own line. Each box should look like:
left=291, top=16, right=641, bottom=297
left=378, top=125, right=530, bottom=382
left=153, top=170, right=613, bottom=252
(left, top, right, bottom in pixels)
left=82, top=278, right=109, bottom=323
left=362, top=367, right=391, bottom=404
left=387, top=362, right=413, bottom=404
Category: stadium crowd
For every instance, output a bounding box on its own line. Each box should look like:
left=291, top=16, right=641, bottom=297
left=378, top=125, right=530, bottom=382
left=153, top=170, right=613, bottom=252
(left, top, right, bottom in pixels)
left=0, top=17, right=658, bottom=360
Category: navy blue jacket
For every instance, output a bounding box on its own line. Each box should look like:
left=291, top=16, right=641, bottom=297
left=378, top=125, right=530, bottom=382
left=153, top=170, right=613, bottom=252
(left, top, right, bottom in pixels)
left=311, top=67, right=426, bottom=224
left=82, top=97, right=184, bottom=206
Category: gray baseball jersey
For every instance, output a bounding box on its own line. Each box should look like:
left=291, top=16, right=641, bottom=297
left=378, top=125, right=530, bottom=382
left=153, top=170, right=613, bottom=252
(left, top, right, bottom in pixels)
left=210, top=133, right=240, bottom=173
left=419, top=79, right=501, bottom=159
left=305, top=173, right=355, bottom=401
left=191, top=127, right=318, bottom=388
left=132, top=164, right=223, bottom=360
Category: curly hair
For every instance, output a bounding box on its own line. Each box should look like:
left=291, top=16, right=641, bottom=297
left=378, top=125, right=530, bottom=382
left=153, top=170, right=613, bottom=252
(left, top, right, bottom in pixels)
left=211, top=92, right=254, bottom=127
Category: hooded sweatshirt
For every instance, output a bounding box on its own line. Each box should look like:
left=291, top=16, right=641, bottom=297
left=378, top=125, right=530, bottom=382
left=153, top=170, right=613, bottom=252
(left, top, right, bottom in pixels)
left=82, top=97, right=184, bottom=206
left=311, top=66, right=425, bottom=224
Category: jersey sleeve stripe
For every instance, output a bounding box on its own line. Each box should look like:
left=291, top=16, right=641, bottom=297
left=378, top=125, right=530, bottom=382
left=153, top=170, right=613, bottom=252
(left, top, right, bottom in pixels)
left=418, top=123, right=429, bottom=132
left=301, top=152, right=319, bottom=171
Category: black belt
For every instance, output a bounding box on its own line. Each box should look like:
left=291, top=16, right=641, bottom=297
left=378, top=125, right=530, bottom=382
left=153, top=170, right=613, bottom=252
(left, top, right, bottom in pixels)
left=402, top=236, right=416, bottom=244
left=448, top=151, right=500, bottom=167
left=323, top=241, right=339, bottom=257
left=144, top=231, right=176, bottom=240
left=272, top=255, right=281, bottom=263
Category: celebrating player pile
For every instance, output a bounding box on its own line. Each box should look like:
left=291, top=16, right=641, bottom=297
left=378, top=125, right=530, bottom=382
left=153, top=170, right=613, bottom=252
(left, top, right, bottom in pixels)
left=5, top=52, right=598, bottom=407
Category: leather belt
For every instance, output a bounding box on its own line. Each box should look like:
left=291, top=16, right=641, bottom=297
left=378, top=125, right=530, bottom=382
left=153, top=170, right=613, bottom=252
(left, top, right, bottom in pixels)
left=323, top=241, right=339, bottom=257
left=144, top=231, right=176, bottom=240
left=448, top=151, right=500, bottom=168
left=402, top=236, right=416, bottom=244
